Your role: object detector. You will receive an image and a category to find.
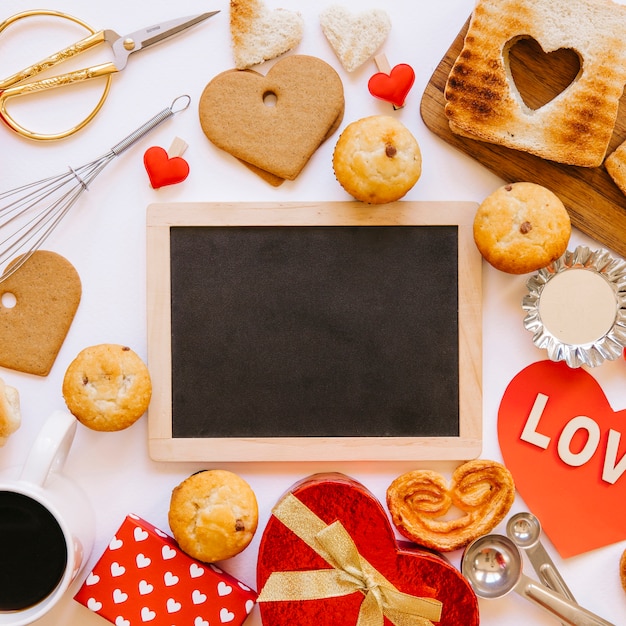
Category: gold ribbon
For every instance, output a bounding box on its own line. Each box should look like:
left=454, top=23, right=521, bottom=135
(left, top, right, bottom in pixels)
left=257, top=493, right=443, bottom=626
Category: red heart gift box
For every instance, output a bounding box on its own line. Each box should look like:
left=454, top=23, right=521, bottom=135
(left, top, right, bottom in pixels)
left=256, top=473, right=479, bottom=625
left=74, top=514, right=257, bottom=626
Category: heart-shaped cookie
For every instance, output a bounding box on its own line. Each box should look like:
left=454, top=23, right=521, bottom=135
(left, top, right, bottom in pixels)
left=143, top=146, right=189, bottom=189
left=320, top=6, right=391, bottom=72
left=230, top=0, right=304, bottom=69
left=199, top=55, right=344, bottom=181
left=498, top=359, right=626, bottom=557
left=368, top=63, right=415, bottom=108
left=0, top=251, right=81, bottom=376
left=386, top=460, right=515, bottom=552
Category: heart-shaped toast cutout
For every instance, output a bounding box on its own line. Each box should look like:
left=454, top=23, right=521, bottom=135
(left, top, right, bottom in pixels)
left=230, top=0, right=304, bottom=69
left=498, top=360, right=626, bottom=557
left=368, top=63, right=415, bottom=108
left=506, top=37, right=581, bottom=110
left=143, top=146, right=189, bottom=189
left=0, top=251, right=81, bottom=376
left=199, top=55, right=344, bottom=181
left=320, top=6, right=391, bottom=72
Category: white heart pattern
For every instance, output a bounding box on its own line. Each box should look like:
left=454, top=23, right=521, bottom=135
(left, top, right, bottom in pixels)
left=136, top=553, right=151, bottom=568
left=220, top=608, right=235, bottom=623
left=245, top=599, right=255, bottom=614
left=195, top=618, right=209, bottom=626
left=138, top=580, right=154, bottom=595
left=217, top=582, right=232, bottom=597
left=162, top=545, right=177, bottom=560
left=87, top=598, right=103, bottom=612
left=113, top=589, right=128, bottom=604
left=320, top=6, right=391, bottom=72
left=85, top=572, right=100, bottom=586
left=164, top=571, right=179, bottom=586
left=115, top=617, right=130, bottom=626
left=134, top=527, right=149, bottom=542
left=190, top=563, right=205, bottom=578
left=192, top=589, right=207, bottom=604
left=141, top=607, right=156, bottom=622
left=109, top=537, right=123, bottom=550
left=110, top=562, right=126, bottom=577
left=167, top=598, right=182, bottom=613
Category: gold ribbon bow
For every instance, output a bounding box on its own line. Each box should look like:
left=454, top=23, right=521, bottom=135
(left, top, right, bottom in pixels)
left=257, top=493, right=443, bottom=626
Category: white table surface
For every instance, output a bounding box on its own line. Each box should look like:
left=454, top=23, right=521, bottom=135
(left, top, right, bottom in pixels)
left=1, top=0, right=625, bottom=624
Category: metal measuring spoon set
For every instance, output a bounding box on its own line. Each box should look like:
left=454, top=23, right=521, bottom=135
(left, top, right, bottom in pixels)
left=460, top=511, right=615, bottom=625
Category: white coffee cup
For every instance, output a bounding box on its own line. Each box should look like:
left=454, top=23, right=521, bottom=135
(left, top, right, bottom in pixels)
left=0, top=410, right=95, bottom=625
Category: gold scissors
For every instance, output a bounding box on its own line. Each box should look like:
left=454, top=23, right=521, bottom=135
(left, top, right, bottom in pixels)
left=0, top=9, right=219, bottom=141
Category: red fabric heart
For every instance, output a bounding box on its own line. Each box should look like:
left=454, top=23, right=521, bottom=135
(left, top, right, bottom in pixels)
left=368, top=63, right=415, bottom=108
left=256, top=473, right=479, bottom=625
left=143, top=146, right=189, bottom=189
left=498, top=360, right=626, bottom=557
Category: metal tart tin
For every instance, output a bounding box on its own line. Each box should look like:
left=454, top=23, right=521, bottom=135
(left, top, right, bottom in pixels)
left=522, top=246, right=626, bottom=368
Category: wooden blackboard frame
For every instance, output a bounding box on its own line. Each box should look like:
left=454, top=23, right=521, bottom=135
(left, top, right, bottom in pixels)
left=146, top=201, right=482, bottom=462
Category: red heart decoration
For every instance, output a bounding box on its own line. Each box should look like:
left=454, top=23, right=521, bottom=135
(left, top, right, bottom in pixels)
left=256, top=473, right=479, bottom=625
left=368, top=63, right=415, bottom=108
left=498, top=360, right=626, bottom=557
left=143, top=146, right=189, bottom=189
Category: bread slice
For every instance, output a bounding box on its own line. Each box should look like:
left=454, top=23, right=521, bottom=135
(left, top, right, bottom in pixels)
left=230, top=0, right=303, bottom=69
left=444, top=0, right=626, bottom=168
left=605, top=140, right=626, bottom=194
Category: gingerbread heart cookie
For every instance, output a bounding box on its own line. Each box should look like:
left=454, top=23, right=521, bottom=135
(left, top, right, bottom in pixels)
left=199, top=55, right=344, bottom=182
left=386, top=460, right=515, bottom=552
left=0, top=250, right=81, bottom=376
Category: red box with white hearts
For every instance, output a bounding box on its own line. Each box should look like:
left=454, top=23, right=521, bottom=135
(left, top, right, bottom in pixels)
left=74, top=514, right=257, bottom=626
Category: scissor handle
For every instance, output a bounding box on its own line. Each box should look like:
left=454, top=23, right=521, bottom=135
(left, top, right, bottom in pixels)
left=0, top=10, right=113, bottom=140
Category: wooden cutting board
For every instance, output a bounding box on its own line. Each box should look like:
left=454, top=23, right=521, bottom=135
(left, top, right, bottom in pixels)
left=421, top=17, right=626, bottom=259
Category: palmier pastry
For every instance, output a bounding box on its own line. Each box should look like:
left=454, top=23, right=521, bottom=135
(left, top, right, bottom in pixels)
left=386, top=459, right=515, bottom=552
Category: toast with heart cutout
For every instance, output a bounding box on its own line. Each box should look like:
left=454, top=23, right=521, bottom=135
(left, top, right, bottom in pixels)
left=230, top=0, right=304, bottom=69
left=444, top=0, right=626, bottom=167
left=199, top=55, right=344, bottom=182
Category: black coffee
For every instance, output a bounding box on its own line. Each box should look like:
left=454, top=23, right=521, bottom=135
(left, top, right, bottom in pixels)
left=0, top=491, right=67, bottom=611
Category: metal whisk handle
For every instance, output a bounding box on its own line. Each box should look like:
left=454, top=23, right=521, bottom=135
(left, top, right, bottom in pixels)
left=111, top=94, right=191, bottom=155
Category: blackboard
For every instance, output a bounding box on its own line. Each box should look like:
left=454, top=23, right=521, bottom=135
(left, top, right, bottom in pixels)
left=146, top=202, right=482, bottom=462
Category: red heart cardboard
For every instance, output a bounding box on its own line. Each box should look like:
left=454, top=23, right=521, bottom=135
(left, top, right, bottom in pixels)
left=368, top=63, right=415, bottom=108
left=143, top=146, right=189, bottom=189
left=257, top=473, right=479, bottom=625
left=498, top=360, right=626, bottom=557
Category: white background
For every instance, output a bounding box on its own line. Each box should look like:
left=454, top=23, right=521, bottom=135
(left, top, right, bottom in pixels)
left=0, top=0, right=625, bottom=624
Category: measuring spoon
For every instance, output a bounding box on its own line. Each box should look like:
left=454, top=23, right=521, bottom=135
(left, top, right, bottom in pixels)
left=507, top=512, right=576, bottom=603
left=461, top=534, right=615, bottom=626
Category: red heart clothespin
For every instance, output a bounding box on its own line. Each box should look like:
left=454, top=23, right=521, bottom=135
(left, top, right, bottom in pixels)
left=144, top=137, right=190, bottom=189
left=368, top=54, right=415, bottom=109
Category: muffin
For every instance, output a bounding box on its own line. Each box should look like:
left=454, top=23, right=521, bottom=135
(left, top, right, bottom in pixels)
left=332, top=115, right=422, bottom=204
left=168, top=470, right=258, bottom=563
left=62, top=344, right=152, bottom=431
left=473, top=182, right=571, bottom=274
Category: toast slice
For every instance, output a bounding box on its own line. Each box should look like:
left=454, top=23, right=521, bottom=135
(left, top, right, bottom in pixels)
left=444, top=0, right=626, bottom=168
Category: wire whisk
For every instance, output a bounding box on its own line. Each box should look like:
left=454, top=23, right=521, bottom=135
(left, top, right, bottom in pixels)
left=0, top=94, right=191, bottom=282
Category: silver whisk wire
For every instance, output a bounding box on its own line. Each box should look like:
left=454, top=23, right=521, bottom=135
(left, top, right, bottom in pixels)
left=0, top=94, right=191, bottom=282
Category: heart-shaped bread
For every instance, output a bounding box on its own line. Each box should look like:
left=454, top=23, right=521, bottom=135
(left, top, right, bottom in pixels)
left=199, top=55, right=344, bottom=181
left=0, top=251, right=81, bottom=376
left=386, top=460, right=515, bottom=552
left=320, top=6, right=391, bottom=72
left=231, top=0, right=304, bottom=69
